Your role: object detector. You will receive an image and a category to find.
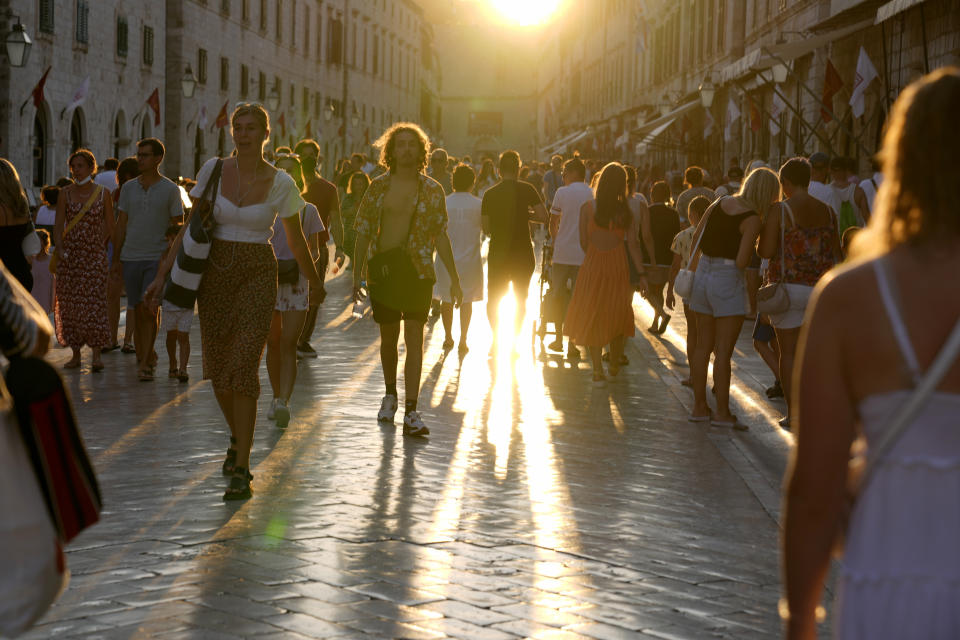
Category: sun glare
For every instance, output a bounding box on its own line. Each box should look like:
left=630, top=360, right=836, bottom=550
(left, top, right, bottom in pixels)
left=489, top=0, right=562, bottom=27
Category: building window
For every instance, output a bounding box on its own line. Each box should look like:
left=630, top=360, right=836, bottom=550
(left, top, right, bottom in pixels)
left=220, top=57, right=229, bottom=91
left=221, top=0, right=230, bottom=16
left=116, top=16, right=128, bottom=57
left=275, top=0, right=282, bottom=42
left=288, top=82, right=294, bottom=108
left=316, top=13, right=323, bottom=60
left=290, top=0, right=296, bottom=48
left=142, top=25, right=154, bottom=66
left=258, top=71, right=266, bottom=101
left=241, top=64, right=249, bottom=97
left=303, top=87, right=309, bottom=113
left=198, top=49, right=208, bottom=84
left=39, top=0, right=55, bottom=34
left=242, top=0, right=250, bottom=23
left=303, top=5, right=310, bottom=57
left=259, top=0, right=268, bottom=31
left=328, top=17, right=343, bottom=65
left=373, top=35, right=379, bottom=74
left=75, top=0, right=89, bottom=44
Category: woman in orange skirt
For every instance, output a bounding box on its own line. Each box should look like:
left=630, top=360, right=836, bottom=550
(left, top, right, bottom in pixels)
left=563, top=163, right=648, bottom=384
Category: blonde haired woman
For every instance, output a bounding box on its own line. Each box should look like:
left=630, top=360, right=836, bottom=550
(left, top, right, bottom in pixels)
left=687, top=167, right=778, bottom=428
left=784, top=67, right=960, bottom=639
left=147, top=104, right=322, bottom=500
left=0, top=158, right=36, bottom=290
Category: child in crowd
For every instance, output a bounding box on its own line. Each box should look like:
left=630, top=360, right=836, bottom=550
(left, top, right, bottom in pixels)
left=160, top=224, right=193, bottom=382
left=666, top=195, right=709, bottom=386
left=29, top=229, right=55, bottom=315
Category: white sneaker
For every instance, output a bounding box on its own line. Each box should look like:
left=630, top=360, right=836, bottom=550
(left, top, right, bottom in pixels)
left=377, top=394, right=398, bottom=423
left=402, top=411, right=430, bottom=437
left=267, top=398, right=277, bottom=420
left=275, top=399, right=290, bottom=428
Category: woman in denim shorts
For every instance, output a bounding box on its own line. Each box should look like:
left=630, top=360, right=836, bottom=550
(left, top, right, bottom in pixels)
left=687, top=167, right=779, bottom=429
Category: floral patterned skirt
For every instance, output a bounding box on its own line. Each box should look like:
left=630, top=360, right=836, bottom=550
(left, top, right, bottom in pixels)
left=197, top=240, right=276, bottom=398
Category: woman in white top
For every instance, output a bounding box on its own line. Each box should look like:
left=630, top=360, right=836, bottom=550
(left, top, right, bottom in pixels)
left=265, top=153, right=324, bottom=428
left=783, top=68, right=960, bottom=639
left=436, top=163, right=483, bottom=357
left=147, top=104, right=321, bottom=501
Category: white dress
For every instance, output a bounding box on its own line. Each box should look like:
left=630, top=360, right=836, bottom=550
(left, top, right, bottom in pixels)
left=835, top=259, right=960, bottom=638
left=434, top=191, right=483, bottom=303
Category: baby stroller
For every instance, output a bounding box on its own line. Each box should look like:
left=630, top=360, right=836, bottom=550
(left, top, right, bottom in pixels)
left=532, top=237, right=565, bottom=359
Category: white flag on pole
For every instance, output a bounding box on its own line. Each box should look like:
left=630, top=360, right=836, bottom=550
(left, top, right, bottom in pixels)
left=198, top=104, right=209, bottom=129
left=849, top=47, right=879, bottom=118
left=724, top=97, right=740, bottom=142
left=703, top=108, right=714, bottom=139
left=769, top=92, right=786, bottom=135
left=66, top=77, right=90, bottom=112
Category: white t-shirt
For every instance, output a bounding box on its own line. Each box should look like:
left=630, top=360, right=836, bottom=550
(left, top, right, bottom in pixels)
left=859, top=172, right=883, bottom=212
left=94, top=170, right=117, bottom=189
left=34, top=204, right=56, bottom=226
left=191, top=157, right=305, bottom=244
left=807, top=180, right=838, bottom=214
left=550, top=181, right=593, bottom=266
left=271, top=203, right=324, bottom=261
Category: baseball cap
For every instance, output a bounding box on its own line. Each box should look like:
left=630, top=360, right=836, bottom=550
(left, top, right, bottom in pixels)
left=809, top=152, right=829, bottom=167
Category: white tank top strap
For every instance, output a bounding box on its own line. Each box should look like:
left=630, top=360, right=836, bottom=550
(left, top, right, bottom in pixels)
left=780, top=201, right=796, bottom=227
left=873, top=257, right=922, bottom=383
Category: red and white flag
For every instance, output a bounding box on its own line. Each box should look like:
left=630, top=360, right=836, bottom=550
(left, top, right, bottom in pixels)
left=849, top=47, right=879, bottom=118
left=146, top=88, right=161, bottom=126
left=769, top=92, right=786, bottom=135
left=821, top=59, right=844, bottom=122
left=724, top=97, right=740, bottom=142
left=66, top=76, right=90, bottom=112
left=213, top=101, right=229, bottom=130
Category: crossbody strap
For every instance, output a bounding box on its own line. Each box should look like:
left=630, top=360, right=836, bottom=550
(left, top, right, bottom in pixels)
left=687, top=196, right=722, bottom=265
left=63, top=185, right=103, bottom=238
left=862, top=314, right=960, bottom=485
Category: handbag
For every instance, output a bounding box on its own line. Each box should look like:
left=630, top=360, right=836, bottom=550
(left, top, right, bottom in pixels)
left=674, top=198, right=719, bottom=299
left=4, top=356, right=102, bottom=544
left=756, top=203, right=791, bottom=315
left=163, top=159, right=223, bottom=309
left=367, top=194, right=432, bottom=312
left=277, top=259, right=300, bottom=285
left=49, top=186, right=103, bottom=275
left=833, top=312, right=960, bottom=557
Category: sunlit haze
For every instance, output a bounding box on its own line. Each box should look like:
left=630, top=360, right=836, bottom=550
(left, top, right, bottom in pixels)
left=489, top=0, right=561, bottom=26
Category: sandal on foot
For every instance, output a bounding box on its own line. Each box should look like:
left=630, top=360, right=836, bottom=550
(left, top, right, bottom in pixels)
left=121, top=343, right=136, bottom=354
left=138, top=369, right=154, bottom=382
left=177, top=368, right=189, bottom=383
left=223, top=467, right=253, bottom=501
left=222, top=438, right=238, bottom=476
left=91, top=361, right=104, bottom=373
left=168, top=368, right=179, bottom=379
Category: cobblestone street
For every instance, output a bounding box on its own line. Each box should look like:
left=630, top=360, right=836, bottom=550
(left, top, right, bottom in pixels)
left=24, top=265, right=801, bottom=639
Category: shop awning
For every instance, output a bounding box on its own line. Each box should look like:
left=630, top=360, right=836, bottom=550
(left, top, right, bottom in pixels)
left=632, top=99, right=699, bottom=138
left=719, top=18, right=875, bottom=83
left=540, top=128, right=588, bottom=156
left=876, top=0, right=926, bottom=22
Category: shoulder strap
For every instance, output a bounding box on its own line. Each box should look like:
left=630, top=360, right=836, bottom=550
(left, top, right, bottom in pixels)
left=198, top=159, right=223, bottom=203
left=873, top=258, right=922, bottom=381
left=863, top=313, right=960, bottom=485
left=63, top=185, right=103, bottom=238
left=687, top=196, right=721, bottom=261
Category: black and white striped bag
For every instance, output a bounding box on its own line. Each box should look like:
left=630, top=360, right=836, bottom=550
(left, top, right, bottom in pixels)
left=163, top=159, right=223, bottom=309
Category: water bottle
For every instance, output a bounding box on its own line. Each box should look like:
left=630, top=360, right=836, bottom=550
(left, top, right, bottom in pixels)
left=352, top=280, right=366, bottom=319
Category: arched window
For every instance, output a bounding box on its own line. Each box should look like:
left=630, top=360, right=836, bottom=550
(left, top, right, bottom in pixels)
left=112, top=110, right=128, bottom=158
left=140, top=116, right=151, bottom=140
left=193, top=126, right=205, bottom=176
left=70, top=108, right=85, bottom=151
left=32, top=110, right=48, bottom=187
left=217, top=128, right=226, bottom=157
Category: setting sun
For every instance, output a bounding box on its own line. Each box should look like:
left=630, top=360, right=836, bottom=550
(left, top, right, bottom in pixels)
left=489, top=0, right=562, bottom=27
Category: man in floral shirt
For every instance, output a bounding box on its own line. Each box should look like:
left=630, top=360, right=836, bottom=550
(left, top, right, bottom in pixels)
left=353, top=123, right=462, bottom=437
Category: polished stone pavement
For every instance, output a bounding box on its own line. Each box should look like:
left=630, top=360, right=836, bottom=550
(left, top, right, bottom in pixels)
left=20, top=264, right=810, bottom=639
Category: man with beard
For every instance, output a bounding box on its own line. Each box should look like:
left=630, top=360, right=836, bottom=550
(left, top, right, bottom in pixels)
left=294, top=138, right=344, bottom=357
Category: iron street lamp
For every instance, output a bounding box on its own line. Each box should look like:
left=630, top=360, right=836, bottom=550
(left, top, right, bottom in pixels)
left=266, top=87, right=281, bottom=112
left=5, top=17, right=31, bottom=67
left=350, top=105, right=360, bottom=128
left=699, top=76, right=715, bottom=108
left=181, top=64, right=197, bottom=98
left=323, top=102, right=335, bottom=122
left=771, top=62, right=789, bottom=84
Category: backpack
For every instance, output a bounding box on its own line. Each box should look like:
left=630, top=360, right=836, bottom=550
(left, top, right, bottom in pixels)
left=835, top=185, right=861, bottom=235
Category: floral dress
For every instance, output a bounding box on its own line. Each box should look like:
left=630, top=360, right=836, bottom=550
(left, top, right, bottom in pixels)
left=55, top=191, right=109, bottom=348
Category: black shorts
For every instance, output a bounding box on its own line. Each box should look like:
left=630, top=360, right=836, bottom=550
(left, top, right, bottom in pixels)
left=752, top=316, right=776, bottom=342
left=488, top=260, right=534, bottom=299
left=370, top=277, right=432, bottom=325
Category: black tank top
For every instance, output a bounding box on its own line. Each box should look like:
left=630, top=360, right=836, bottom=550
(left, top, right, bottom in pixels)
left=0, top=222, right=33, bottom=290
left=700, top=207, right=757, bottom=260
left=644, top=203, right=682, bottom=265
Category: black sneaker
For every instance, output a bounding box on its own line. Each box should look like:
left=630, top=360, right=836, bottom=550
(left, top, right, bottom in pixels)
left=297, top=343, right=318, bottom=358
left=766, top=381, right=784, bottom=398
left=403, top=411, right=430, bottom=437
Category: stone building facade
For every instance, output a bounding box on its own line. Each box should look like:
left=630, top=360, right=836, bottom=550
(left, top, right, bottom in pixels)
left=537, top=0, right=960, bottom=178
left=0, top=0, right=436, bottom=194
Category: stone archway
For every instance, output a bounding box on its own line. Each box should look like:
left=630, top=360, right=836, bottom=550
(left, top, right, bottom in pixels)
left=70, top=108, right=86, bottom=151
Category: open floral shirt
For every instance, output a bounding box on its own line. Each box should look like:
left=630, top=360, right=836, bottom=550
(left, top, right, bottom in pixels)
left=354, top=172, right=448, bottom=282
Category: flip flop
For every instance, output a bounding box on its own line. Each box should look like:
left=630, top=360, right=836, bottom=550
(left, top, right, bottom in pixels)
left=138, top=369, right=154, bottom=382
left=121, top=343, right=136, bottom=354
